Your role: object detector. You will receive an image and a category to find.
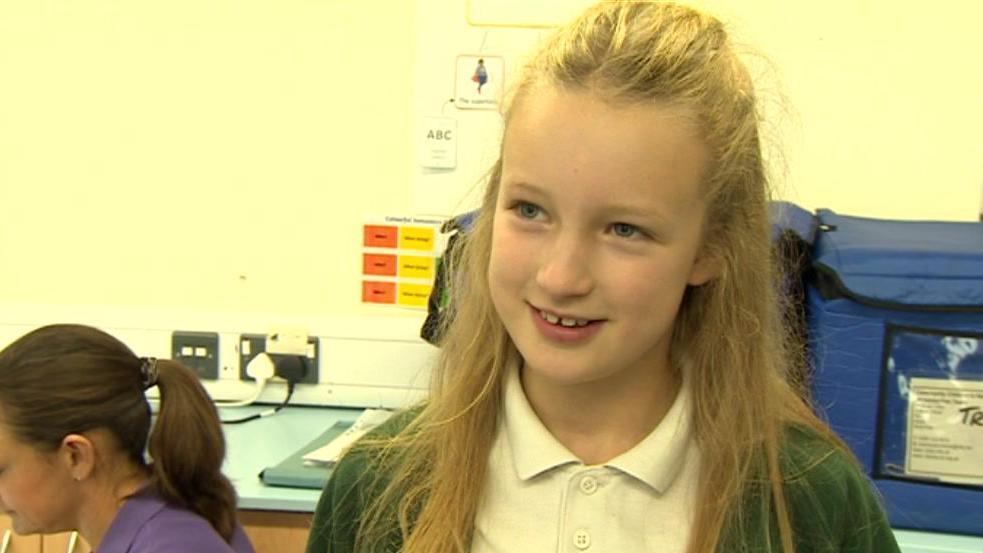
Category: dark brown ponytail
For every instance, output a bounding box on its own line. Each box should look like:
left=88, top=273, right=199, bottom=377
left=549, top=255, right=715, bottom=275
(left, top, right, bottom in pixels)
left=0, top=324, right=238, bottom=542
left=148, top=358, right=238, bottom=542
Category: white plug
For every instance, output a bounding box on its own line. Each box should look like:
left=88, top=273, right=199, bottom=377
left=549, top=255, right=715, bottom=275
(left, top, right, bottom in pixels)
left=215, top=353, right=275, bottom=408
left=245, top=352, right=276, bottom=381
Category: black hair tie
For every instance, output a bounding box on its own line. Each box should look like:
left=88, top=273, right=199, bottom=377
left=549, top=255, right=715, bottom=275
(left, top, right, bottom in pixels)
left=139, top=357, right=159, bottom=390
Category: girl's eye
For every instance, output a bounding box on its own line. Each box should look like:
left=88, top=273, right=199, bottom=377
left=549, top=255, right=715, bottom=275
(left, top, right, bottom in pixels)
left=517, top=202, right=541, bottom=219
left=612, top=222, right=639, bottom=238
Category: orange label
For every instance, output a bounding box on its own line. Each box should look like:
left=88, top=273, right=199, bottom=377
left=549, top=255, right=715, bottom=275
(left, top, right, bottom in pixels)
left=363, top=253, right=397, bottom=276
left=362, top=281, right=396, bottom=304
left=363, top=225, right=398, bottom=248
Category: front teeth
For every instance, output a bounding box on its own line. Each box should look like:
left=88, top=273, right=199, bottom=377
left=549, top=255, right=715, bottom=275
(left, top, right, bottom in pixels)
left=540, top=310, right=589, bottom=327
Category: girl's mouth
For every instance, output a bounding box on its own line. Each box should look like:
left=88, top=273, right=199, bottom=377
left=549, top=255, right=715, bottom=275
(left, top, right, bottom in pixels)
left=538, top=310, right=591, bottom=327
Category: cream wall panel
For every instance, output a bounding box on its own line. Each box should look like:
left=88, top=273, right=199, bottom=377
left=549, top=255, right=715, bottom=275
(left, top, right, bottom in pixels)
left=0, top=0, right=416, bottom=315
left=694, top=0, right=983, bottom=220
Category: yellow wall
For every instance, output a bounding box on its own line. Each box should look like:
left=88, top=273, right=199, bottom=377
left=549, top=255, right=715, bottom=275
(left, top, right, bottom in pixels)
left=1, top=1, right=980, bottom=316
left=694, top=0, right=983, bottom=220
left=0, top=0, right=416, bottom=315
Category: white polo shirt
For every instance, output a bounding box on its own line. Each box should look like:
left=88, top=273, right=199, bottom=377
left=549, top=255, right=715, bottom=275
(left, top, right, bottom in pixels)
left=472, top=366, right=699, bottom=553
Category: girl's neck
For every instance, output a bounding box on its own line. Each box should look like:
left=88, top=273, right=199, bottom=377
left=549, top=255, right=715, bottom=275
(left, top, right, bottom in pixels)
left=77, top=469, right=150, bottom=550
left=521, top=363, right=681, bottom=465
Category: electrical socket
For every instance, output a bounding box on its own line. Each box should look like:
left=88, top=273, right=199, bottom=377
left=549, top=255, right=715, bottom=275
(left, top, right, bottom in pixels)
left=238, top=333, right=319, bottom=384
left=172, top=331, right=220, bottom=380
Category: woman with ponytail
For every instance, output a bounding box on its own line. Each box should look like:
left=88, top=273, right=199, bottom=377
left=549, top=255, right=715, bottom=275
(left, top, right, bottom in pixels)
left=0, top=323, right=255, bottom=553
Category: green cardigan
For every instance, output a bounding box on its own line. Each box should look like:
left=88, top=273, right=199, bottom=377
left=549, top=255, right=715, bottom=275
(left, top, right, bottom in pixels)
left=305, top=413, right=900, bottom=553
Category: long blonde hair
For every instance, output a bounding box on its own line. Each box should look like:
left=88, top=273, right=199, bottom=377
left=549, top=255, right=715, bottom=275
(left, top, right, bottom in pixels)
left=355, top=2, right=840, bottom=552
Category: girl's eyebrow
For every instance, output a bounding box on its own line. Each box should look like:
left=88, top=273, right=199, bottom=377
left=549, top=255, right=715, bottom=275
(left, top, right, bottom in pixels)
left=602, top=204, right=671, bottom=225
left=504, top=180, right=672, bottom=227
left=501, top=180, right=548, bottom=197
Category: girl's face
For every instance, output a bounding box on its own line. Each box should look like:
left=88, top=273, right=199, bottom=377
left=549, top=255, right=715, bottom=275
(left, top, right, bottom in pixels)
left=488, top=86, right=715, bottom=393
left=0, top=422, right=79, bottom=535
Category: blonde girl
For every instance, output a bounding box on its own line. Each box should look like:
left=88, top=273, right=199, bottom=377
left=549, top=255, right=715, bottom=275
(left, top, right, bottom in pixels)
left=307, top=2, right=899, bottom=552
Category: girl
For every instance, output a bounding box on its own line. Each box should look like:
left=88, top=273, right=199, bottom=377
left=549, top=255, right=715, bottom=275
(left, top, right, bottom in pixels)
left=307, top=2, right=900, bottom=552
left=0, top=324, right=255, bottom=553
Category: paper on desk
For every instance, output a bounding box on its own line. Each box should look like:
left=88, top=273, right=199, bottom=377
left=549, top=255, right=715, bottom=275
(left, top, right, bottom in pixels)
left=302, top=408, right=395, bottom=466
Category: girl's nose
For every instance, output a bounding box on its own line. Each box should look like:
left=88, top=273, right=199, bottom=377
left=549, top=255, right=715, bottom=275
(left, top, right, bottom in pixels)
left=535, top=233, right=594, bottom=298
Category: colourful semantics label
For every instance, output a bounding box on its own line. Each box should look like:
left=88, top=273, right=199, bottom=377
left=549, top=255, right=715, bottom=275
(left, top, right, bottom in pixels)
left=363, top=225, right=398, bottom=248
left=361, top=281, right=396, bottom=304
left=362, top=254, right=435, bottom=280
left=362, top=225, right=435, bottom=251
left=396, top=283, right=432, bottom=308
left=398, top=226, right=435, bottom=251
left=361, top=215, right=445, bottom=309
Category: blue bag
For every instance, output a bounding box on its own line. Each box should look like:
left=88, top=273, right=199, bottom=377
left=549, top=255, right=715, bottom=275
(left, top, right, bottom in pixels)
left=805, top=209, right=983, bottom=536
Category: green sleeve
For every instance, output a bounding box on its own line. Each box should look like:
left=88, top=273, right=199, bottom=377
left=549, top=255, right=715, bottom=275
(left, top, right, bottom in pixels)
left=784, top=439, right=901, bottom=553
left=834, top=464, right=900, bottom=553
left=304, top=408, right=421, bottom=553
left=305, top=448, right=367, bottom=553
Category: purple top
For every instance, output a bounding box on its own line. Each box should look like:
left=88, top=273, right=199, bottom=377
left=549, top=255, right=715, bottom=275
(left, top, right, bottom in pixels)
left=97, top=490, right=255, bottom=553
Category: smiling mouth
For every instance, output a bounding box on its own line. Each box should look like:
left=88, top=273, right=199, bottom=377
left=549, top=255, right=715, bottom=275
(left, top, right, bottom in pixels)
left=537, top=309, right=594, bottom=327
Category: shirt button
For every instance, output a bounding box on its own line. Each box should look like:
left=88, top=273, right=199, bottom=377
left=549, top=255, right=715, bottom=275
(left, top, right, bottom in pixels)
left=579, top=475, right=598, bottom=495
left=573, top=529, right=592, bottom=550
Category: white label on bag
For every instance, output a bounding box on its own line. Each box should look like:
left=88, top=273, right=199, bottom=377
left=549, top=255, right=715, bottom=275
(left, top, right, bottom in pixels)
left=906, top=377, right=983, bottom=486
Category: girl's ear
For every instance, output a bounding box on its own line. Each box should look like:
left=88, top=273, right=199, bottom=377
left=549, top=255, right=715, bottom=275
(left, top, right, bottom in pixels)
left=687, top=248, right=721, bottom=286
left=60, top=433, right=97, bottom=481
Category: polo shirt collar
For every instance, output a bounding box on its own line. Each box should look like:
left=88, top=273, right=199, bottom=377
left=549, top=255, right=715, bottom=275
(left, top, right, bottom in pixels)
left=605, top=379, right=692, bottom=493
left=503, top=363, right=693, bottom=494
left=504, top=364, right=581, bottom=480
